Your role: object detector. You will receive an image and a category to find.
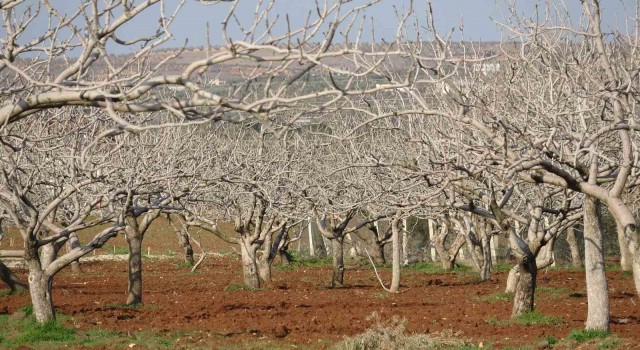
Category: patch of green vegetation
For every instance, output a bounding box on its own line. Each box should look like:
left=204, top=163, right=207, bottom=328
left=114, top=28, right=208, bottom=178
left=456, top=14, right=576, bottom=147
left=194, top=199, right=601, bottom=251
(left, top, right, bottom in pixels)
left=104, top=303, right=143, bottom=310
left=545, top=335, right=558, bottom=347
left=371, top=291, right=391, bottom=299
left=597, top=337, right=620, bottom=350
left=485, top=311, right=563, bottom=326
left=512, top=311, right=563, bottom=326
left=111, top=245, right=129, bottom=255
left=224, top=284, right=262, bottom=292
left=16, top=320, right=75, bottom=343
left=492, top=263, right=514, bottom=273
left=537, top=286, right=568, bottom=293
left=176, top=261, right=194, bottom=268
left=550, top=264, right=584, bottom=273
left=475, top=292, right=514, bottom=302
left=406, top=261, right=472, bottom=275
left=0, top=313, right=75, bottom=348
left=568, top=329, right=610, bottom=342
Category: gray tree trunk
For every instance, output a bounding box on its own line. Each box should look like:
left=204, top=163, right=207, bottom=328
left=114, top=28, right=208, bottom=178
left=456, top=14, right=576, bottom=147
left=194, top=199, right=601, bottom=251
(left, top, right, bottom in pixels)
left=0, top=260, right=27, bottom=291
left=566, top=226, right=583, bottom=268
left=583, top=197, right=609, bottom=331
left=175, top=225, right=194, bottom=266
left=511, top=257, right=536, bottom=317
left=617, top=221, right=632, bottom=271
left=67, top=232, right=83, bottom=274
left=257, top=245, right=272, bottom=284
left=40, top=243, right=57, bottom=270
left=331, top=237, right=345, bottom=287
left=480, top=235, right=492, bottom=281
left=125, top=232, right=143, bottom=305
left=505, top=265, right=519, bottom=293
left=390, top=219, right=401, bottom=292
left=240, top=238, right=260, bottom=289
left=26, top=245, right=55, bottom=322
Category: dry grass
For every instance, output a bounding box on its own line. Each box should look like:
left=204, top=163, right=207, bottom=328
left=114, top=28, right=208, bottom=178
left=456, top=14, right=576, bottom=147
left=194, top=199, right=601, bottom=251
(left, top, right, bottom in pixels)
left=335, top=313, right=470, bottom=350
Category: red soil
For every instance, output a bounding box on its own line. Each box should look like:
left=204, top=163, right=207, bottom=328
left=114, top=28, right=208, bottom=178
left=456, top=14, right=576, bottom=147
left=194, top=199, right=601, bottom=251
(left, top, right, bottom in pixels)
left=2, top=255, right=639, bottom=349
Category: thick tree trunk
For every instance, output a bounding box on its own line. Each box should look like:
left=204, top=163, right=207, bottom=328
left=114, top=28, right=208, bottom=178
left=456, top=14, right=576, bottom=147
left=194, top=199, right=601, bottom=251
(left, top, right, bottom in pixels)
left=0, top=260, right=27, bottom=291
left=480, top=235, right=492, bottom=281
left=617, top=221, right=632, bottom=271
left=240, top=239, right=260, bottom=289
left=376, top=243, right=386, bottom=265
left=583, top=197, right=609, bottom=331
left=505, top=264, right=519, bottom=293
left=390, top=220, right=401, bottom=292
left=40, top=243, right=57, bottom=270
left=67, top=232, right=83, bottom=274
left=331, top=237, right=345, bottom=287
left=511, top=257, right=536, bottom=317
left=175, top=225, right=194, bottom=266
left=566, top=226, right=583, bottom=269
left=125, top=232, right=143, bottom=305
left=257, top=246, right=271, bottom=284
left=25, top=248, right=55, bottom=323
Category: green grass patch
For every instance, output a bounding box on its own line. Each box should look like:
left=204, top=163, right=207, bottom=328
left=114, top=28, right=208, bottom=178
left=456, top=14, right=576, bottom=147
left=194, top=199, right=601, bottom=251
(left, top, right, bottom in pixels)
left=485, top=311, right=563, bottom=326
left=406, top=261, right=472, bottom=275
left=110, top=245, right=129, bottom=255
left=568, top=329, right=610, bottom=342
left=475, top=292, right=514, bottom=302
left=492, top=263, right=514, bottom=273
left=224, top=284, right=262, bottom=292
left=16, top=320, right=75, bottom=343
left=176, top=261, right=194, bottom=268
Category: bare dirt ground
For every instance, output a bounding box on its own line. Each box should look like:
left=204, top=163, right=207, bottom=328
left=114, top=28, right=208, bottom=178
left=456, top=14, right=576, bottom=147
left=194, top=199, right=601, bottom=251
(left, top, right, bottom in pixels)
left=2, top=251, right=639, bottom=349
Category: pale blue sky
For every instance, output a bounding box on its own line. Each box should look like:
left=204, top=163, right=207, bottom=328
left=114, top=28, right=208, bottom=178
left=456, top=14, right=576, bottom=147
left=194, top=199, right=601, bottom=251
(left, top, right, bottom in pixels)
left=5, top=0, right=634, bottom=54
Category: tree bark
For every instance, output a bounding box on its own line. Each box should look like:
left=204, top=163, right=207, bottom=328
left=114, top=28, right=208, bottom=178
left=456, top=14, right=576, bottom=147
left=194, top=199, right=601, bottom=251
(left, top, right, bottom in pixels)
left=583, top=197, right=609, bottom=331
left=240, top=238, right=260, bottom=289
left=505, top=264, right=519, bottom=293
left=40, top=243, right=57, bottom=271
left=125, top=231, right=143, bottom=305
left=67, top=232, right=83, bottom=274
left=480, top=234, right=492, bottom=281
left=25, top=246, right=55, bottom=322
left=566, top=226, right=583, bottom=269
left=617, top=221, right=632, bottom=271
left=390, top=218, right=401, bottom=292
left=257, top=245, right=272, bottom=284
left=175, top=225, right=194, bottom=266
left=511, top=257, right=536, bottom=317
left=0, top=260, right=27, bottom=291
left=331, top=237, right=345, bottom=287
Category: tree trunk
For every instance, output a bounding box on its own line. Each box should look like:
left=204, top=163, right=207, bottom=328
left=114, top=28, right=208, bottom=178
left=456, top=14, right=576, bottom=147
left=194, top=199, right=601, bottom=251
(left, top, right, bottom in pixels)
left=175, top=225, right=194, bottom=266
left=566, top=226, right=583, bottom=269
left=583, top=197, right=609, bottom=331
left=125, top=231, right=143, bottom=305
left=0, top=260, right=27, bottom=291
left=331, top=237, right=345, bottom=287
left=376, top=243, right=386, bottom=265
left=257, top=245, right=271, bottom=284
left=390, top=219, right=401, bottom=292
left=67, top=232, right=83, bottom=274
left=511, top=257, right=536, bottom=317
left=240, top=239, right=260, bottom=289
left=617, top=221, right=632, bottom=271
left=505, top=264, right=519, bottom=293
left=480, top=234, right=492, bottom=281
left=40, top=243, right=57, bottom=271
left=25, top=248, right=55, bottom=323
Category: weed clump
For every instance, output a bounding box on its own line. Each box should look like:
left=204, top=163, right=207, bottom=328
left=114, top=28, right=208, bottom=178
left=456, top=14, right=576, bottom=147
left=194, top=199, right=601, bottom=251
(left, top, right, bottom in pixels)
left=336, top=313, right=470, bottom=350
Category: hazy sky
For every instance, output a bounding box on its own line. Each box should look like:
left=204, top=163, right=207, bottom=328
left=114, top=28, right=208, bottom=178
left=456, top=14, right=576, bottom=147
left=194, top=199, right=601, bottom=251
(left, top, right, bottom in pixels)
left=7, top=0, right=635, bottom=54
